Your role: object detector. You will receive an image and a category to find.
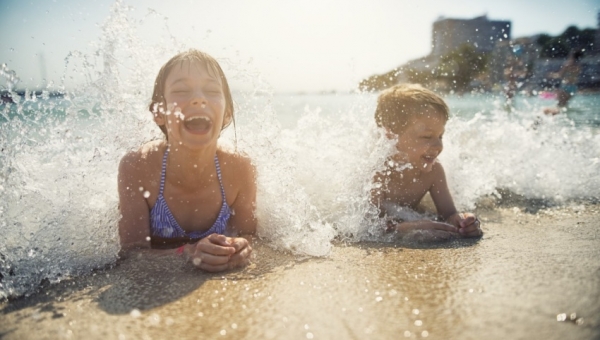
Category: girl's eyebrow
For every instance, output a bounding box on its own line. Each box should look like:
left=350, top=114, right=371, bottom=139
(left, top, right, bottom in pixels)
left=169, top=77, right=221, bottom=86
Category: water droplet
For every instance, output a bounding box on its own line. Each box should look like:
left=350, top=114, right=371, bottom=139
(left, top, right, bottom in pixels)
left=412, top=309, right=420, bottom=315
left=220, top=330, right=226, bottom=335
left=404, top=331, right=411, bottom=337
left=130, top=309, right=141, bottom=318
left=415, top=320, right=423, bottom=326
left=306, top=332, right=314, bottom=339
left=193, top=258, right=202, bottom=266
left=143, top=191, right=150, bottom=198
left=421, top=330, right=429, bottom=337
left=556, top=313, right=567, bottom=321
left=146, top=236, right=151, bottom=242
left=375, top=297, right=383, bottom=302
left=231, top=323, right=238, bottom=329
left=138, top=186, right=143, bottom=192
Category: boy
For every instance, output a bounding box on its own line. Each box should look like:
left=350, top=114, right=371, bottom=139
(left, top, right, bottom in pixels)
left=371, top=84, right=482, bottom=238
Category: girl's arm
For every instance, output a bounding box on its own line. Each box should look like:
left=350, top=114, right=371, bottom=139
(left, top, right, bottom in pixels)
left=228, top=155, right=258, bottom=237
left=117, top=152, right=152, bottom=253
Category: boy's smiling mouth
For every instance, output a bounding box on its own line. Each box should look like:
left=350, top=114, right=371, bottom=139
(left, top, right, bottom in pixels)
left=183, top=116, right=212, bottom=134
left=422, top=154, right=438, bottom=164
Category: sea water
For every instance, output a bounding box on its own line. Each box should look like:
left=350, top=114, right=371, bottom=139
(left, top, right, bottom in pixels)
left=1, top=3, right=599, bottom=299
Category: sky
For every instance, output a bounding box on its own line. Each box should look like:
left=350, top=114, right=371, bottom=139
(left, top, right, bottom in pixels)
left=0, top=0, right=598, bottom=93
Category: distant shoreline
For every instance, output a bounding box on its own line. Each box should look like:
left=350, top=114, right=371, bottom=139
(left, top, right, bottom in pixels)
left=1, top=90, right=65, bottom=104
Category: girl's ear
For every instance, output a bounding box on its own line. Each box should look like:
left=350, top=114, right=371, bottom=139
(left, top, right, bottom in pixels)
left=222, top=108, right=233, bottom=128
left=154, top=112, right=166, bottom=126
left=152, top=102, right=166, bottom=126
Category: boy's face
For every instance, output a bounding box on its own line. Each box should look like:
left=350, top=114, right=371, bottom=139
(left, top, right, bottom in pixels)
left=388, top=109, right=446, bottom=173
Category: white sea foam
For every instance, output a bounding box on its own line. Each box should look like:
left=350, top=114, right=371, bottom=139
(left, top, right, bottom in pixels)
left=1, top=1, right=599, bottom=298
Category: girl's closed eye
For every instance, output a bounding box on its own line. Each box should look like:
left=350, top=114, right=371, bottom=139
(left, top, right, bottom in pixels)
left=172, top=88, right=190, bottom=94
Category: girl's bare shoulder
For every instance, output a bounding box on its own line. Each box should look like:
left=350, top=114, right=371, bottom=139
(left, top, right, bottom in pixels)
left=119, top=140, right=166, bottom=177
left=216, top=148, right=256, bottom=180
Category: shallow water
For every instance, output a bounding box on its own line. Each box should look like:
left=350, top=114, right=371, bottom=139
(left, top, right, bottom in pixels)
left=1, top=206, right=598, bottom=339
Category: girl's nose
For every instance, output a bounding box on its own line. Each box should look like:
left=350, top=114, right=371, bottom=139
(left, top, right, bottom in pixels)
left=191, top=91, right=208, bottom=106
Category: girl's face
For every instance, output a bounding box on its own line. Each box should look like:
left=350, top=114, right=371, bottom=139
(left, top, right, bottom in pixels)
left=389, top=110, right=446, bottom=173
left=156, top=61, right=229, bottom=149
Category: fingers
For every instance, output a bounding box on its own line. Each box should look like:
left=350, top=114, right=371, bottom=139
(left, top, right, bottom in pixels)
left=458, top=217, right=483, bottom=237
left=188, top=235, right=253, bottom=272
left=207, top=233, right=232, bottom=247
left=459, top=213, right=477, bottom=228
left=430, top=221, right=459, bottom=233
left=229, top=237, right=249, bottom=252
left=196, top=240, right=236, bottom=256
left=228, top=245, right=253, bottom=268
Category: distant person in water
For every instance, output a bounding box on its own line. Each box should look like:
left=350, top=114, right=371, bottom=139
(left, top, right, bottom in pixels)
left=118, top=49, right=256, bottom=272
left=371, top=84, right=482, bottom=239
left=544, top=50, right=583, bottom=115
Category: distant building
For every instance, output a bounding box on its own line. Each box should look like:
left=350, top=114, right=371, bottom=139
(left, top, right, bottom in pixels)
left=432, top=15, right=511, bottom=56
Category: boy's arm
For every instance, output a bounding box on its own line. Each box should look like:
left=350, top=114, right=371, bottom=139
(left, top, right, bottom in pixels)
left=428, top=162, right=458, bottom=220
left=429, top=162, right=482, bottom=237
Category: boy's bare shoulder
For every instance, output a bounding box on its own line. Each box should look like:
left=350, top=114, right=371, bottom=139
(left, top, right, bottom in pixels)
left=428, top=161, right=448, bottom=183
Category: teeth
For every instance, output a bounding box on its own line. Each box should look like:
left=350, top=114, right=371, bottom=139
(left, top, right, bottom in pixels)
left=185, top=116, right=210, bottom=123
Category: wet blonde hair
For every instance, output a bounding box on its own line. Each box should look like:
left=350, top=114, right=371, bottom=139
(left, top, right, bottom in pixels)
left=149, top=49, right=234, bottom=137
left=375, top=84, right=449, bottom=134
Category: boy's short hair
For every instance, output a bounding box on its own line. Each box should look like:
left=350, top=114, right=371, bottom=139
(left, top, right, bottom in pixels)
left=374, top=84, right=449, bottom=133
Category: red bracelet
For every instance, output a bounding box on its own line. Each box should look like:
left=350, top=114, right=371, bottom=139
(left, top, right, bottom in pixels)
left=176, top=245, right=185, bottom=254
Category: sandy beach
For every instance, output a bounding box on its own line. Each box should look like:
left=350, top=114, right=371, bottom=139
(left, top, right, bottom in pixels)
left=1, top=203, right=599, bottom=340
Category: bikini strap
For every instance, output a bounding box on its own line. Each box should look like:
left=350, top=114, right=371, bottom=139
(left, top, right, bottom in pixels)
left=158, top=148, right=169, bottom=195
left=214, top=154, right=227, bottom=203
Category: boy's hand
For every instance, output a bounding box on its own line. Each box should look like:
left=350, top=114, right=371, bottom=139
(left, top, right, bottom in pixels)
left=388, top=219, right=459, bottom=234
left=446, top=213, right=483, bottom=238
left=387, top=220, right=459, bottom=242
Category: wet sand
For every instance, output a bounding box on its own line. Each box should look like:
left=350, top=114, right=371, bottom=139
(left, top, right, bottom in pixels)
left=1, top=204, right=599, bottom=340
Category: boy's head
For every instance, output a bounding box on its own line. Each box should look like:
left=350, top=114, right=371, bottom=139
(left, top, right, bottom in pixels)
left=149, top=49, right=235, bottom=137
left=374, top=83, right=449, bottom=135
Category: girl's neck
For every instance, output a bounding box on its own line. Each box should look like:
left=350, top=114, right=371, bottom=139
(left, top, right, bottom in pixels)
left=165, top=143, right=219, bottom=188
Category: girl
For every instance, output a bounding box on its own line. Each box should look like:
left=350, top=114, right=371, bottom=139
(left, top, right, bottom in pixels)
left=118, top=49, right=256, bottom=272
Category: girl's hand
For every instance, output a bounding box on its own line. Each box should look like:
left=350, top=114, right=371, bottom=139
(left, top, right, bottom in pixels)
left=225, top=237, right=253, bottom=269
left=187, top=233, right=236, bottom=272
left=186, top=234, right=252, bottom=272
left=446, top=213, right=483, bottom=238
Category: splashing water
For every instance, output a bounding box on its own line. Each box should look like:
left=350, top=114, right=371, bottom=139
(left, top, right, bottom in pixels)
left=1, top=1, right=599, bottom=299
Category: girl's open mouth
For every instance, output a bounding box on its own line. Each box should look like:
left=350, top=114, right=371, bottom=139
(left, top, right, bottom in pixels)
left=184, top=116, right=212, bottom=134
